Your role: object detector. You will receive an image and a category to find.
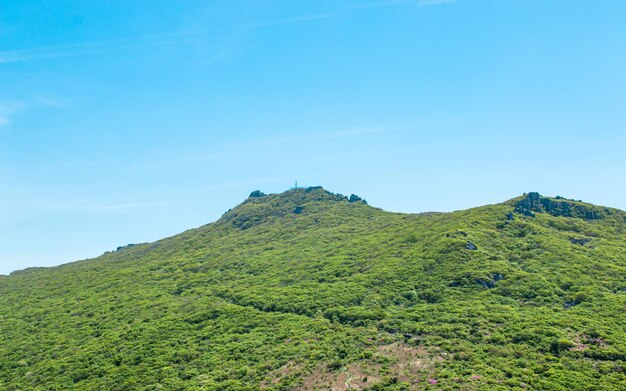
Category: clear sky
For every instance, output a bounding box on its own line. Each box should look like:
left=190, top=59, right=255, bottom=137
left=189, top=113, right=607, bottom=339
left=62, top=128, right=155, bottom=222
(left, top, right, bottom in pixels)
left=1, top=0, right=625, bottom=274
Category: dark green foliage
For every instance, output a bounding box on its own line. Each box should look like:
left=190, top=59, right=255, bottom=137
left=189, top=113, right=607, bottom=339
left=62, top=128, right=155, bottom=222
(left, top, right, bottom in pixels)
left=323, top=307, right=386, bottom=326
left=0, top=187, right=625, bottom=390
left=115, top=243, right=144, bottom=252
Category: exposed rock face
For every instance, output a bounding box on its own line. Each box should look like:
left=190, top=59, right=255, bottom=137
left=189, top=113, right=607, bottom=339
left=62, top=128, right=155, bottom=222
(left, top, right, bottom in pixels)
left=514, top=192, right=610, bottom=220
left=445, top=230, right=467, bottom=238
left=115, top=243, right=141, bottom=252
left=476, top=273, right=505, bottom=289
left=249, top=190, right=266, bottom=198
left=348, top=194, right=367, bottom=204
left=569, top=237, right=592, bottom=246
left=466, top=241, right=478, bottom=251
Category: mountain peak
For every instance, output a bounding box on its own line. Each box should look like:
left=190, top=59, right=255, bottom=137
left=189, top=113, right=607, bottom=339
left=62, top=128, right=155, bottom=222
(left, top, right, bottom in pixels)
left=217, top=186, right=369, bottom=230
left=245, top=186, right=367, bottom=205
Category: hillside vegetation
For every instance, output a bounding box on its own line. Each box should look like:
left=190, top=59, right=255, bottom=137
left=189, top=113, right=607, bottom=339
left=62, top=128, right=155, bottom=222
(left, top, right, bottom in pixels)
left=1, top=187, right=625, bottom=390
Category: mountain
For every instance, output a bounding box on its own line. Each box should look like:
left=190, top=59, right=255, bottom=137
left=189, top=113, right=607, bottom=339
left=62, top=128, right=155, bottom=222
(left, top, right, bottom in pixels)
left=1, top=187, right=625, bottom=390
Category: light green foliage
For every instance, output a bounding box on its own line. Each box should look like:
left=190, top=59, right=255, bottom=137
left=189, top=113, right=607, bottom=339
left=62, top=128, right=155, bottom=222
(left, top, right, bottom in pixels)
left=1, top=188, right=625, bottom=390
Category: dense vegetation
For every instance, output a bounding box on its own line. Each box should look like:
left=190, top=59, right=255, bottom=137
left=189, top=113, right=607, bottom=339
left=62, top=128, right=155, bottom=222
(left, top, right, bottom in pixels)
left=1, top=187, right=625, bottom=390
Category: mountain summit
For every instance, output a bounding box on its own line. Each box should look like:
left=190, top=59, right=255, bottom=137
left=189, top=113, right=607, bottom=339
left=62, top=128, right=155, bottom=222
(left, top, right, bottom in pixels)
left=1, top=189, right=625, bottom=390
left=217, top=187, right=368, bottom=231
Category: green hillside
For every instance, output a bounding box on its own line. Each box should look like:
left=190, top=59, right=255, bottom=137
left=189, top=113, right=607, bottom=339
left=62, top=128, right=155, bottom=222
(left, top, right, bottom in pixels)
left=1, top=187, right=625, bottom=390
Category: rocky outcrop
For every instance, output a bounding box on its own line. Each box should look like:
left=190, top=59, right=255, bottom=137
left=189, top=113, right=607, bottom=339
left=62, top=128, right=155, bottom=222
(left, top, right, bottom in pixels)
left=569, top=237, right=592, bottom=246
left=514, top=192, right=610, bottom=220
left=476, top=273, right=505, bottom=289
left=222, top=187, right=371, bottom=230
left=348, top=194, right=367, bottom=204
left=248, top=190, right=266, bottom=198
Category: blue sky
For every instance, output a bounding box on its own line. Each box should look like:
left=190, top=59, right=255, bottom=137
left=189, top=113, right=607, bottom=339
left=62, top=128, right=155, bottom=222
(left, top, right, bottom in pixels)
left=1, top=0, right=625, bottom=274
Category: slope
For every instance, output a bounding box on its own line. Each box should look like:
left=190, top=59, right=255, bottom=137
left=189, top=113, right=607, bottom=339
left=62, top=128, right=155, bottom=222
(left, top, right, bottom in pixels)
left=0, top=187, right=625, bottom=390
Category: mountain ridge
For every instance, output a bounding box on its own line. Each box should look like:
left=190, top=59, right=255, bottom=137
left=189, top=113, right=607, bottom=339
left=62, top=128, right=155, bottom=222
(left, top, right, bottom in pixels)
left=1, top=188, right=625, bottom=390
left=5, top=188, right=624, bottom=278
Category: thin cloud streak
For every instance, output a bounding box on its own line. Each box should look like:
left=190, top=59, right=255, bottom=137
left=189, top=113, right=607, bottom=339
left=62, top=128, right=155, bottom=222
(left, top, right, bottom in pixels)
left=418, top=0, right=459, bottom=6
left=340, top=0, right=457, bottom=11
left=260, top=125, right=393, bottom=146
left=342, top=0, right=417, bottom=11
left=232, top=12, right=336, bottom=30
left=0, top=0, right=458, bottom=65
left=0, top=30, right=203, bottom=64
left=0, top=98, right=69, bottom=127
left=36, top=96, right=72, bottom=109
left=182, top=123, right=409, bottom=164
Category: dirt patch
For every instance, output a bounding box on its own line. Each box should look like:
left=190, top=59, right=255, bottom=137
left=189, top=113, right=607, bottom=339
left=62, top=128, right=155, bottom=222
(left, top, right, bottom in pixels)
left=378, top=343, right=438, bottom=383
left=570, top=335, right=610, bottom=352
left=298, top=363, right=381, bottom=391
left=260, top=361, right=303, bottom=389
left=294, top=342, right=441, bottom=390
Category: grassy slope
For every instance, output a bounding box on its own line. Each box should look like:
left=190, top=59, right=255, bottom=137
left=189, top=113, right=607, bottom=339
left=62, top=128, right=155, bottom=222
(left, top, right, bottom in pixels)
left=1, top=188, right=625, bottom=390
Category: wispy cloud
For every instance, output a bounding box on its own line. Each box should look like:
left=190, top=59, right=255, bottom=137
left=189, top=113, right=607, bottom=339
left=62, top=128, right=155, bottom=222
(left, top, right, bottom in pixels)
left=181, top=124, right=396, bottom=162
left=0, top=0, right=458, bottom=65
left=340, top=0, right=458, bottom=11
left=0, top=101, right=25, bottom=127
left=261, top=124, right=394, bottom=145
left=418, top=0, right=459, bottom=6
left=0, top=31, right=202, bottom=64
left=342, top=0, right=418, bottom=11
left=35, top=96, right=72, bottom=109
left=236, top=0, right=458, bottom=28
left=177, top=122, right=424, bottom=166
left=233, top=12, right=336, bottom=29
left=0, top=97, right=69, bottom=127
